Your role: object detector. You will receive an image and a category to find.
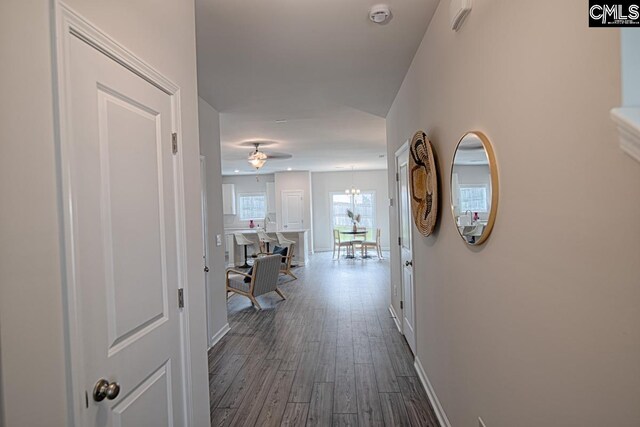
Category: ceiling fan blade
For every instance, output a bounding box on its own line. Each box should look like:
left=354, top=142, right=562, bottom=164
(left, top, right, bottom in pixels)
left=265, top=152, right=293, bottom=160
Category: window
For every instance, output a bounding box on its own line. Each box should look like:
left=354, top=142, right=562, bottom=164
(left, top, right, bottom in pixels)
left=238, top=193, right=266, bottom=220
left=330, top=191, right=376, bottom=240
left=611, top=29, right=640, bottom=164
left=459, top=185, right=488, bottom=212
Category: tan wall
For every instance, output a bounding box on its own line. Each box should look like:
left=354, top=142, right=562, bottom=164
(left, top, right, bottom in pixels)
left=386, top=1, right=640, bottom=426
left=0, top=1, right=210, bottom=425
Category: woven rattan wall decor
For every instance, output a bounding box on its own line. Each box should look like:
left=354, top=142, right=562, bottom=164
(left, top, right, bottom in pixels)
left=409, top=131, right=438, bottom=236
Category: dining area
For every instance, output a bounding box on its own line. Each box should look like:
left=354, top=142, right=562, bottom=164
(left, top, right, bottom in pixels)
left=332, top=227, right=383, bottom=260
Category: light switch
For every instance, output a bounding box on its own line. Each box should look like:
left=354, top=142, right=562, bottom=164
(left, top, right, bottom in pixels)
left=216, top=234, right=222, bottom=246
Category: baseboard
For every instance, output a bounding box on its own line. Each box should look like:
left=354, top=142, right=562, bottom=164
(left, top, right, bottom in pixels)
left=388, top=304, right=402, bottom=333
left=208, top=323, right=230, bottom=350
left=414, top=356, right=452, bottom=427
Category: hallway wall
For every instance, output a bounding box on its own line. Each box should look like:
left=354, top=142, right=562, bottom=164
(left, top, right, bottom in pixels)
left=199, top=98, right=230, bottom=347
left=0, top=1, right=209, bottom=425
left=386, top=1, right=640, bottom=426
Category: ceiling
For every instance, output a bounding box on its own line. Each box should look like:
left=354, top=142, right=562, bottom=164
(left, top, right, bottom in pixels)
left=195, top=0, right=440, bottom=175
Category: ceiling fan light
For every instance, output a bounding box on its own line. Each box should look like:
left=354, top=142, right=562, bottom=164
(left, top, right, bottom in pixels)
left=248, top=157, right=266, bottom=169
left=248, top=151, right=267, bottom=161
left=248, top=147, right=268, bottom=169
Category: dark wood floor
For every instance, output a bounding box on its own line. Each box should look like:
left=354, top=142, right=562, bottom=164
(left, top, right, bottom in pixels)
left=208, top=252, right=439, bottom=426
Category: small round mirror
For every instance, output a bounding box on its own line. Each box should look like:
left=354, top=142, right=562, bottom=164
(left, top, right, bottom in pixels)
left=450, top=131, right=499, bottom=245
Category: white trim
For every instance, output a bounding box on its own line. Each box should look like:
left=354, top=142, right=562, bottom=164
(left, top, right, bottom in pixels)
left=388, top=305, right=402, bottom=333
left=611, top=107, right=640, bottom=163
left=52, top=3, right=194, bottom=425
left=394, top=140, right=409, bottom=158
left=414, top=356, right=452, bottom=427
left=208, top=323, right=231, bottom=350
left=200, top=156, right=212, bottom=347
left=395, top=139, right=417, bottom=352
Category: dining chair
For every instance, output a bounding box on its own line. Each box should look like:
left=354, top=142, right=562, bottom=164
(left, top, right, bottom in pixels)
left=333, top=229, right=353, bottom=259
left=361, top=228, right=383, bottom=259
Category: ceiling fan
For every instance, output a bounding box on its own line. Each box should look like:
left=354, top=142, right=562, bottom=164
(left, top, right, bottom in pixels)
left=246, top=142, right=292, bottom=170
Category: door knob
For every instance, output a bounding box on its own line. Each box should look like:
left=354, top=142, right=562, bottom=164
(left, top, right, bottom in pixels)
left=405, top=260, right=413, bottom=267
left=93, top=379, right=120, bottom=402
left=204, top=266, right=210, bottom=273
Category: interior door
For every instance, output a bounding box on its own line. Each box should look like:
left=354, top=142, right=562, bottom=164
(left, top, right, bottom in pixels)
left=281, top=190, right=304, bottom=230
left=397, top=145, right=416, bottom=354
left=66, top=28, right=185, bottom=426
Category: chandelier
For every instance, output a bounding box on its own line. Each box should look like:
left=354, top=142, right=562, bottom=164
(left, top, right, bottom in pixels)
left=345, top=166, right=360, bottom=195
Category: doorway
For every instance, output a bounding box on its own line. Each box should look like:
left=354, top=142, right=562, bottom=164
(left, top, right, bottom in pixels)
left=396, top=142, right=416, bottom=355
left=53, top=5, right=194, bottom=425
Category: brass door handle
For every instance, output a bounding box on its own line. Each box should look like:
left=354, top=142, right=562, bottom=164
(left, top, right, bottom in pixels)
left=93, top=379, right=120, bottom=402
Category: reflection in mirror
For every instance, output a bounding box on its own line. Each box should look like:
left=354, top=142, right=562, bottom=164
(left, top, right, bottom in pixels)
left=451, top=132, right=498, bottom=245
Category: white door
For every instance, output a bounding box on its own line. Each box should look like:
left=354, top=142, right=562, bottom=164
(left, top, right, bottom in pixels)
left=397, top=144, right=416, bottom=354
left=63, top=22, right=186, bottom=426
left=281, top=190, right=304, bottom=230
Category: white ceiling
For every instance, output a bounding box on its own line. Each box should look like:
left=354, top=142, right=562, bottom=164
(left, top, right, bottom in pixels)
left=195, top=0, right=440, bottom=175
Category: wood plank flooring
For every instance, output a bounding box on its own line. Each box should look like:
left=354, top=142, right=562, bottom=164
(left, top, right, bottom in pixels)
left=208, top=252, right=439, bottom=426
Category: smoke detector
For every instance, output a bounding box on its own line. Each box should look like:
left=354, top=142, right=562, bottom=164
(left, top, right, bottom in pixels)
left=369, top=4, right=391, bottom=24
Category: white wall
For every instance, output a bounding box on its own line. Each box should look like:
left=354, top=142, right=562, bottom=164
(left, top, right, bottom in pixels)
left=0, top=1, right=210, bottom=426
left=199, top=98, right=229, bottom=347
left=222, top=174, right=275, bottom=229
left=0, top=2, right=67, bottom=425
left=386, top=1, right=640, bottom=426
left=311, top=170, right=390, bottom=251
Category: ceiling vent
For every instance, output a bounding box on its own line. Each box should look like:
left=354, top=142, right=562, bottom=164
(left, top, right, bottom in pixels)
left=450, top=0, right=472, bottom=31
left=369, top=5, right=391, bottom=24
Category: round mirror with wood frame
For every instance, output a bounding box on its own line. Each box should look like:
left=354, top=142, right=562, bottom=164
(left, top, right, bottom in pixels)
left=450, top=131, right=499, bottom=246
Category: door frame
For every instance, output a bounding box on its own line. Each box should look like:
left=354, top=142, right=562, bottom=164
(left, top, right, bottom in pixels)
left=52, top=3, right=195, bottom=424
left=200, top=156, right=212, bottom=346
left=395, top=141, right=416, bottom=347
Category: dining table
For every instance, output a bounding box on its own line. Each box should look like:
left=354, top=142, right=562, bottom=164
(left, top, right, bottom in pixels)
left=339, top=230, right=369, bottom=259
